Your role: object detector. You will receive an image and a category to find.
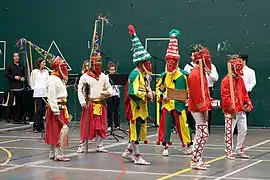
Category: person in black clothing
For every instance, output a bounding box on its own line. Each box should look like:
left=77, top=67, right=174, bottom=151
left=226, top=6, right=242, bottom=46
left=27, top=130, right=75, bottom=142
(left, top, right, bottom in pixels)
left=106, top=62, right=120, bottom=132
left=4, top=52, right=25, bottom=123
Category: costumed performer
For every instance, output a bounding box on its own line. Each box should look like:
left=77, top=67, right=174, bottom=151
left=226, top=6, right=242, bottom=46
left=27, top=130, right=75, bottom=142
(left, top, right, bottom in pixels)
left=77, top=29, right=112, bottom=153
left=122, top=24, right=155, bottom=165
left=188, top=45, right=212, bottom=170
left=156, top=29, right=192, bottom=156
left=221, top=55, right=253, bottom=160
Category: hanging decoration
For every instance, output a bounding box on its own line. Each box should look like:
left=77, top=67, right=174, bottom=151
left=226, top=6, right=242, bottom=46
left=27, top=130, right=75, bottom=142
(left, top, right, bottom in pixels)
left=88, top=14, right=109, bottom=68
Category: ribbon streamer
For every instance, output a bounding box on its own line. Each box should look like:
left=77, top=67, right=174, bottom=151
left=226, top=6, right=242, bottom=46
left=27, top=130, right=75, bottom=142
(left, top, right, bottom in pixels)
left=29, top=42, right=33, bottom=71
left=89, top=20, right=98, bottom=68
left=24, top=48, right=31, bottom=87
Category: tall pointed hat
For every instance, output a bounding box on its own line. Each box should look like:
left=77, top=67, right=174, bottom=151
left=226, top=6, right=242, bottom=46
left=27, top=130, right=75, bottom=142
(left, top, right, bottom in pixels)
left=165, top=29, right=180, bottom=73
left=128, top=24, right=152, bottom=64
left=88, top=18, right=103, bottom=76
left=165, top=29, right=180, bottom=61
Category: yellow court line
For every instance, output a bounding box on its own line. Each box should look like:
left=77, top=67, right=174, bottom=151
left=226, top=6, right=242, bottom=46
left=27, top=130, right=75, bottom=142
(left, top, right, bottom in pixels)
left=157, top=155, right=225, bottom=180
left=157, top=138, right=270, bottom=180
left=0, top=146, right=12, bottom=166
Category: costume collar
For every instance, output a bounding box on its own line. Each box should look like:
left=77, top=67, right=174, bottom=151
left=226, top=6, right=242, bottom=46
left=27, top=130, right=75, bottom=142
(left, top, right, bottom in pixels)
left=51, top=71, right=62, bottom=79
left=86, top=70, right=99, bottom=80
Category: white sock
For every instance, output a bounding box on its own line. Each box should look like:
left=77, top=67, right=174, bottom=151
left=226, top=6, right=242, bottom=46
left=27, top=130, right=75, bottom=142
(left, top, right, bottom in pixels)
left=125, top=143, right=133, bottom=153
left=96, top=136, right=103, bottom=147
left=130, top=141, right=139, bottom=155
left=55, top=147, right=63, bottom=157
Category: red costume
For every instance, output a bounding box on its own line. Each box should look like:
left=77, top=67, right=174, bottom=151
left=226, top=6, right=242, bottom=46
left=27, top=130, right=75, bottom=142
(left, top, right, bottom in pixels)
left=45, top=56, right=70, bottom=161
left=188, top=45, right=212, bottom=170
left=221, top=57, right=253, bottom=160
left=188, top=67, right=212, bottom=112
left=77, top=19, right=112, bottom=153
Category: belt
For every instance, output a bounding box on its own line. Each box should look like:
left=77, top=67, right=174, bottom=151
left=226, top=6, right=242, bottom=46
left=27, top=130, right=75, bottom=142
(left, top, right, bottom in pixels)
left=57, top=98, right=67, bottom=109
left=58, top=102, right=67, bottom=105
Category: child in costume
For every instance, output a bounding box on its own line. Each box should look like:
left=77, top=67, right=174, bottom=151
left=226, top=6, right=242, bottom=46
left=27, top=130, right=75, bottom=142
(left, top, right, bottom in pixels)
left=77, top=26, right=112, bottom=153
left=156, top=29, right=192, bottom=156
left=122, top=24, right=155, bottom=165
left=188, top=45, right=212, bottom=170
left=221, top=55, right=253, bottom=160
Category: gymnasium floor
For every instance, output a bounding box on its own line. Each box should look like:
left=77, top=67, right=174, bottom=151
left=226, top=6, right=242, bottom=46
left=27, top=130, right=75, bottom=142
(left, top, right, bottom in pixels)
left=0, top=126, right=270, bottom=180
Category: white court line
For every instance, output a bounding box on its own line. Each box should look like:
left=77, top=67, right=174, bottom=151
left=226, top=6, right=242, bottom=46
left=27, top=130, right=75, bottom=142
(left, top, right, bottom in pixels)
left=244, top=139, right=270, bottom=150
left=0, top=134, right=157, bottom=173
left=214, top=160, right=263, bottom=180
left=146, top=142, right=270, bottom=149
left=109, top=151, right=269, bottom=162
left=26, top=164, right=265, bottom=180
left=0, top=139, right=21, bottom=145
left=0, top=135, right=40, bottom=139
left=0, top=135, right=123, bottom=143
left=140, top=143, right=270, bottom=152
left=3, top=147, right=268, bottom=162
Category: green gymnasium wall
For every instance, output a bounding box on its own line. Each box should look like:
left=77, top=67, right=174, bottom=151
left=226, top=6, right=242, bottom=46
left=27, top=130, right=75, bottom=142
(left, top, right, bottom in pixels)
left=1, top=0, right=270, bottom=127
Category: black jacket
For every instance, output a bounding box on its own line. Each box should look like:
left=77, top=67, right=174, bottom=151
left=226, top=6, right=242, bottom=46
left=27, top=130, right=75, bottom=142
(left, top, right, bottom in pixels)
left=5, top=62, right=25, bottom=90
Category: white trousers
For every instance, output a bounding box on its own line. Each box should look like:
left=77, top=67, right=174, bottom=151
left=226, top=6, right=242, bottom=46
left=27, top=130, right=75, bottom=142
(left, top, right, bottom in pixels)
left=224, top=112, right=247, bottom=155
left=191, top=112, right=209, bottom=163
left=79, top=136, right=104, bottom=149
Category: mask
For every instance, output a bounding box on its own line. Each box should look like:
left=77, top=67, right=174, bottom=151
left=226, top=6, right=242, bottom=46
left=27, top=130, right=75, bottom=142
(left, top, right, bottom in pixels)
left=165, top=59, right=179, bottom=73
left=59, top=62, right=68, bottom=81
left=142, top=60, right=152, bottom=74
left=51, top=56, right=68, bottom=81
left=91, top=56, right=102, bottom=75
left=229, top=58, right=244, bottom=76
left=193, top=49, right=212, bottom=72
left=201, top=49, right=212, bottom=71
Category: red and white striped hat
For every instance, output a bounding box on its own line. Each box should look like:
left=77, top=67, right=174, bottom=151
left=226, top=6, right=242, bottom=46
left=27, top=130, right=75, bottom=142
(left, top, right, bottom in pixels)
left=165, top=29, right=180, bottom=61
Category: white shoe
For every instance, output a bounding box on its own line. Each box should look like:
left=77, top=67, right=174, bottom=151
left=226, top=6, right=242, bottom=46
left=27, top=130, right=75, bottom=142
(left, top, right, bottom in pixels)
left=162, top=149, right=169, bottom=156
left=96, top=146, right=108, bottom=153
left=77, top=146, right=85, bottom=153
left=54, top=155, right=70, bottom=162
left=134, top=155, right=150, bottom=165
left=122, top=151, right=135, bottom=162
left=201, top=161, right=211, bottom=168
left=226, top=153, right=236, bottom=160
left=236, top=151, right=250, bottom=159
left=182, top=147, right=192, bottom=155
left=190, top=161, right=207, bottom=170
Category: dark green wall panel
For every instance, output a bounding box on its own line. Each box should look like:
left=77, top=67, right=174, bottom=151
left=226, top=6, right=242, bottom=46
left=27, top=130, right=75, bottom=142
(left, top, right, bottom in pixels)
left=1, top=0, right=270, bottom=127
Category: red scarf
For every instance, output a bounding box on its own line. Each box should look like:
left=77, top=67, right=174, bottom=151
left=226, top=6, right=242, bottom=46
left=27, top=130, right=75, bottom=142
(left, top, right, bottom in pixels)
left=51, top=72, right=62, bottom=79
left=86, top=70, right=99, bottom=80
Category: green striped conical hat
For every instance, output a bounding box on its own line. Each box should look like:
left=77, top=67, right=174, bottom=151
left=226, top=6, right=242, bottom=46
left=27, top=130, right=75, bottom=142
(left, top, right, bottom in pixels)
left=128, top=24, right=151, bottom=63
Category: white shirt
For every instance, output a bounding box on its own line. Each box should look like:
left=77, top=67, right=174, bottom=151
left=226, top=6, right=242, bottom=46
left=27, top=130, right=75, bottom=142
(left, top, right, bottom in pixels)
left=77, top=73, right=113, bottom=106
left=111, top=85, right=120, bottom=97
left=108, top=74, right=120, bottom=97
left=30, top=69, right=49, bottom=97
left=46, top=75, right=68, bottom=114
left=184, top=62, right=219, bottom=87
left=242, top=66, right=256, bottom=92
